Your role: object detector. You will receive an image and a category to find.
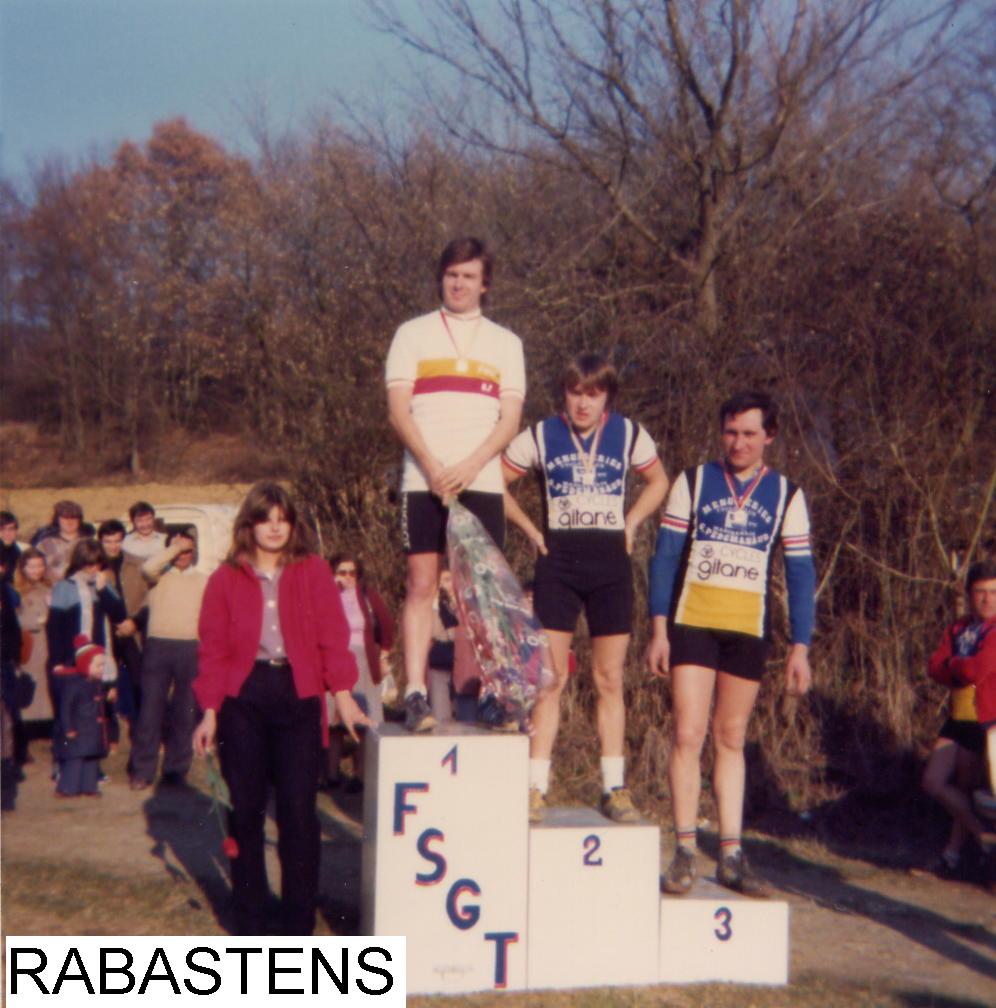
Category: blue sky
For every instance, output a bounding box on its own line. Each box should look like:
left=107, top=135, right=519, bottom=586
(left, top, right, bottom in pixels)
left=0, top=0, right=422, bottom=185
left=3, top=0, right=983, bottom=190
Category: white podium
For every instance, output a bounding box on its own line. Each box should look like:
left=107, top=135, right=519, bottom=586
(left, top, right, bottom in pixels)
left=658, top=876, right=789, bottom=984
left=527, top=807, right=660, bottom=989
left=361, top=723, right=529, bottom=994
left=360, top=724, right=790, bottom=992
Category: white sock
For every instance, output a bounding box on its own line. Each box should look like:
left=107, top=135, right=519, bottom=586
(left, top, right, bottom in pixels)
left=529, top=759, right=551, bottom=793
left=601, top=756, right=624, bottom=793
left=404, top=685, right=427, bottom=699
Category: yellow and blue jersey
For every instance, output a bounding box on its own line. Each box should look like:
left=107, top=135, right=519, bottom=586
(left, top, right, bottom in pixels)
left=649, top=462, right=815, bottom=642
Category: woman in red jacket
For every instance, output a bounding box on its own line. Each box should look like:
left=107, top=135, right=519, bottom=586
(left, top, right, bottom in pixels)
left=192, top=483, right=371, bottom=935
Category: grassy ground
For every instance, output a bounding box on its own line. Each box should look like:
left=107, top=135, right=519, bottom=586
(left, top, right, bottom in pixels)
left=408, top=983, right=990, bottom=1007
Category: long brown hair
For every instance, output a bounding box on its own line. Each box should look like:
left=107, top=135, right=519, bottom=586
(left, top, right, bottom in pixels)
left=226, top=482, right=316, bottom=567
left=14, top=547, right=52, bottom=593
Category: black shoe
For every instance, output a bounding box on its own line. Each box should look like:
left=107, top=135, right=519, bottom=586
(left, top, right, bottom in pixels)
left=345, top=777, right=364, bottom=795
left=477, top=694, right=519, bottom=732
left=403, top=692, right=436, bottom=733
left=160, top=772, right=187, bottom=787
left=661, top=847, right=697, bottom=895
left=717, top=849, right=772, bottom=898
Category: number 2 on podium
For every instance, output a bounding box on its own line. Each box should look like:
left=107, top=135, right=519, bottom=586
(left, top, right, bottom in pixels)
left=582, top=834, right=603, bottom=866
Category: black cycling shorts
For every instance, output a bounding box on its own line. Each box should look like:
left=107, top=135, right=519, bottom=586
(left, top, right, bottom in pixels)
left=668, top=623, right=770, bottom=682
left=401, top=490, right=505, bottom=555
left=937, top=718, right=986, bottom=755
left=533, top=546, right=633, bottom=638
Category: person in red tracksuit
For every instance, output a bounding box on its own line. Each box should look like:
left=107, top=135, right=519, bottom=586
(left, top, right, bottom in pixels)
left=925, top=558, right=996, bottom=879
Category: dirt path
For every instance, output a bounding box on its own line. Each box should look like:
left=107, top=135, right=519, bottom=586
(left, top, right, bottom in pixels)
left=2, top=740, right=994, bottom=1003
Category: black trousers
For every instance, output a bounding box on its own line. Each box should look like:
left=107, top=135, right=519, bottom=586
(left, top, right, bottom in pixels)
left=218, top=661, right=322, bottom=936
left=129, top=638, right=199, bottom=783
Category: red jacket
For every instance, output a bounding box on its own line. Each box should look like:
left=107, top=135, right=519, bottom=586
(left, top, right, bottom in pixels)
left=928, top=615, right=996, bottom=723
left=194, top=555, right=357, bottom=714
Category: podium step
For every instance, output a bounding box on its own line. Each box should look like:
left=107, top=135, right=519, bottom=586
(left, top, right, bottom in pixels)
left=659, top=874, right=789, bottom=984
left=528, top=806, right=660, bottom=989
left=361, top=723, right=529, bottom=994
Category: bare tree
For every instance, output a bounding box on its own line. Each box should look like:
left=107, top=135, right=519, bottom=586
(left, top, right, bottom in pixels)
left=370, top=0, right=965, bottom=337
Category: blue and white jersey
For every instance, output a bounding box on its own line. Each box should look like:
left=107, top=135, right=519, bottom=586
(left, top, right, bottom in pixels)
left=649, top=461, right=815, bottom=643
left=503, top=412, right=658, bottom=552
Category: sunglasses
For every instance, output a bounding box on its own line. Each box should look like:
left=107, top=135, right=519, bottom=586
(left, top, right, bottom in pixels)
left=336, top=568, right=357, bottom=577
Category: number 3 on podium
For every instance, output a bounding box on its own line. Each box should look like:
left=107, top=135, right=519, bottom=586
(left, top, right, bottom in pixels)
left=714, top=906, right=733, bottom=941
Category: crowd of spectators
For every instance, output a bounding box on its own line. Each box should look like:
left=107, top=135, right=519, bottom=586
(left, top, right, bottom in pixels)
left=0, top=499, right=421, bottom=812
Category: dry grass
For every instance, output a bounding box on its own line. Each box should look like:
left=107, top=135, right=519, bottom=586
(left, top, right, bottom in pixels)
left=0, top=422, right=277, bottom=489
left=409, top=982, right=992, bottom=1007
left=1, top=859, right=222, bottom=936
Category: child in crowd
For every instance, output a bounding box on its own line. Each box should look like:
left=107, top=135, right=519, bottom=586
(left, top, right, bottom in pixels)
left=54, top=636, right=109, bottom=798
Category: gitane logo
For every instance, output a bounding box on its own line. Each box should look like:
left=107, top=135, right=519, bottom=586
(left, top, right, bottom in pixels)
left=696, top=544, right=761, bottom=582
left=556, top=507, right=619, bottom=529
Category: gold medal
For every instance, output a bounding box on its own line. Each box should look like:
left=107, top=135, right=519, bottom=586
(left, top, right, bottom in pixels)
left=440, top=310, right=482, bottom=375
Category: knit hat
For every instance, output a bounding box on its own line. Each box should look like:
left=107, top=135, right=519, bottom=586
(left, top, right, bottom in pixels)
left=73, top=634, right=105, bottom=676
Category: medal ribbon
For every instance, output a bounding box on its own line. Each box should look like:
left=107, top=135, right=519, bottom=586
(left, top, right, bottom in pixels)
left=439, top=309, right=482, bottom=365
left=723, top=463, right=767, bottom=511
left=565, top=412, right=607, bottom=483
